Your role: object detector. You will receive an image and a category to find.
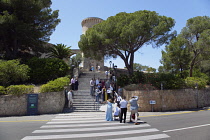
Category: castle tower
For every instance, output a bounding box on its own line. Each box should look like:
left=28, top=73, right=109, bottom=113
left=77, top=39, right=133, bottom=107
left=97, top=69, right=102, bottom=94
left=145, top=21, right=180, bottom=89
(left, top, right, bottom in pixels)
left=80, top=17, right=104, bottom=71
left=81, top=17, right=103, bottom=34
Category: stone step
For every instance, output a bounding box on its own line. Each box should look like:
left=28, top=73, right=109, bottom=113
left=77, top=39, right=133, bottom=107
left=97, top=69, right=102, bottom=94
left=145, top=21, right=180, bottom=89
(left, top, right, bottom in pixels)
left=63, top=71, right=107, bottom=113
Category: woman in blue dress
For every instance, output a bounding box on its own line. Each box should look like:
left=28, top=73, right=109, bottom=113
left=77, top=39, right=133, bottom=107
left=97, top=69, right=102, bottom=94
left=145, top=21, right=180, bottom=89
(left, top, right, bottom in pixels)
left=106, top=99, right=113, bottom=121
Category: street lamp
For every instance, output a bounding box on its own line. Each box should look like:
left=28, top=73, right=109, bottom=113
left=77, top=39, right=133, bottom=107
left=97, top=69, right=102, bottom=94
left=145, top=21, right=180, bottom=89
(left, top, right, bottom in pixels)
left=114, top=65, right=117, bottom=92
left=109, top=61, right=112, bottom=70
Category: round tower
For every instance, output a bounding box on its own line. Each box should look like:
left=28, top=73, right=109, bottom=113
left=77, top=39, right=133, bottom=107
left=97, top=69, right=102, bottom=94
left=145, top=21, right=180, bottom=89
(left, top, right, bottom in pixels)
left=81, top=17, right=103, bottom=34
left=80, top=17, right=104, bottom=71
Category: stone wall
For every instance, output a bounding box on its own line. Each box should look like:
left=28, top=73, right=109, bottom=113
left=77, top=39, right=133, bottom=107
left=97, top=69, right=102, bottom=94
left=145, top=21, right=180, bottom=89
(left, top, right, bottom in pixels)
left=124, top=88, right=210, bottom=112
left=0, top=91, right=65, bottom=117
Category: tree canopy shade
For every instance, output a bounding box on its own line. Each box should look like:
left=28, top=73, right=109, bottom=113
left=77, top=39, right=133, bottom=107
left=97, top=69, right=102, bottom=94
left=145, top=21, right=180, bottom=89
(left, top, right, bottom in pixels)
left=0, top=0, right=60, bottom=60
left=78, top=10, right=176, bottom=75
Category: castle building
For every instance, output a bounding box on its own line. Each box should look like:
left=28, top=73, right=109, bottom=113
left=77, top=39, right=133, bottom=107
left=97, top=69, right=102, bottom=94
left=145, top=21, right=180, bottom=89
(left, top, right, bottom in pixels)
left=80, top=17, right=104, bottom=71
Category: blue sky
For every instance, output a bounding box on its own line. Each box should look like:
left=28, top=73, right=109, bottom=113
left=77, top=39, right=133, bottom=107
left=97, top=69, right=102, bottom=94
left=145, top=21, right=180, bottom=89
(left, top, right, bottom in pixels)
left=50, top=0, right=210, bottom=69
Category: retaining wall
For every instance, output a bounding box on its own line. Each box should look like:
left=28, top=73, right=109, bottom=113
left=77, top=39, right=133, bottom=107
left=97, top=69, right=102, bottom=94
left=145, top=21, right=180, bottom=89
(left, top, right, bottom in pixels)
left=0, top=91, right=65, bottom=117
left=124, top=88, right=210, bottom=112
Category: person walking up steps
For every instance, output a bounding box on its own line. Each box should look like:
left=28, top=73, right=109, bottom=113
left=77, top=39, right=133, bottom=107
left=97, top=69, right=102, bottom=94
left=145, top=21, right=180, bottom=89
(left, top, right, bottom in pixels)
left=119, top=96, right=128, bottom=123
left=90, top=78, right=94, bottom=96
left=129, top=96, right=140, bottom=125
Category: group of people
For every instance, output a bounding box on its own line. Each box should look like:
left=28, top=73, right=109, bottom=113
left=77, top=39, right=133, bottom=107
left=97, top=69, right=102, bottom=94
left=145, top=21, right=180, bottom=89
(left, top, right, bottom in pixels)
left=90, top=77, right=123, bottom=103
left=106, top=95, right=140, bottom=125
left=90, top=65, right=101, bottom=72
left=70, top=77, right=79, bottom=90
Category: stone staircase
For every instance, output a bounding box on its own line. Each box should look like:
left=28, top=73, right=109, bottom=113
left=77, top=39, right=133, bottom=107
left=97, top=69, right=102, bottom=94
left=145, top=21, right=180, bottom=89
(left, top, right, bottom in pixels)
left=63, top=71, right=107, bottom=112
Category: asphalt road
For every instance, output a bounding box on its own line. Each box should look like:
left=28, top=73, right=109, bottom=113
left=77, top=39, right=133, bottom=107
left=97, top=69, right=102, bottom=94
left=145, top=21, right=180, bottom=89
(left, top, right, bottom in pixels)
left=142, top=109, right=210, bottom=140
left=0, top=109, right=209, bottom=140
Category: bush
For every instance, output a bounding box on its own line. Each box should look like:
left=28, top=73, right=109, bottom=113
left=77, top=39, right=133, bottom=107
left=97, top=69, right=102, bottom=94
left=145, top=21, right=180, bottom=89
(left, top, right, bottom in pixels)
left=0, top=86, right=6, bottom=95
left=6, top=85, right=34, bottom=95
left=0, top=60, right=30, bottom=86
left=40, top=77, right=70, bottom=93
left=185, top=77, right=207, bottom=89
left=124, top=84, right=157, bottom=91
left=117, top=74, right=130, bottom=87
left=27, top=57, right=70, bottom=84
left=117, top=72, right=185, bottom=89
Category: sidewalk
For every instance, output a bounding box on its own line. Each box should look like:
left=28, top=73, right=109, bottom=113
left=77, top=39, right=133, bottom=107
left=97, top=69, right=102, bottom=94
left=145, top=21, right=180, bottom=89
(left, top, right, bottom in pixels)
left=100, top=104, right=210, bottom=117
left=0, top=106, right=209, bottom=122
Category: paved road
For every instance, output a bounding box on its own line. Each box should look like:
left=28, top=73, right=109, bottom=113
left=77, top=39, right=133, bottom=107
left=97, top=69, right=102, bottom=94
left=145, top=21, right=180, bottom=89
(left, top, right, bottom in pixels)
left=20, top=112, right=169, bottom=140
left=0, top=108, right=210, bottom=140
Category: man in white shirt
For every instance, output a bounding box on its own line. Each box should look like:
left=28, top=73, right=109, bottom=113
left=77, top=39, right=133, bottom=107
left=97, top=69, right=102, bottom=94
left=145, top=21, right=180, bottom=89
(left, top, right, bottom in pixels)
left=114, top=91, right=122, bottom=107
left=106, top=87, right=112, bottom=99
left=67, top=90, right=73, bottom=108
left=119, top=96, right=128, bottom=123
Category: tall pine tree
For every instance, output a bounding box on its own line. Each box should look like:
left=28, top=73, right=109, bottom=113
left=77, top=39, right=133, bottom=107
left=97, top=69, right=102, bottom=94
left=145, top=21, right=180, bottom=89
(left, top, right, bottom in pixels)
left=0, top=0, right=60, bottom=60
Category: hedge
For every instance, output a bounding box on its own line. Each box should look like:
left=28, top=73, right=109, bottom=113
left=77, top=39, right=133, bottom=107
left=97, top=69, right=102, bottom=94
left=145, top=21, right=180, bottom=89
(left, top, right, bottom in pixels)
left=40, top=77, right=70, bottom=93
left=6, top=85, right=34, bottom=95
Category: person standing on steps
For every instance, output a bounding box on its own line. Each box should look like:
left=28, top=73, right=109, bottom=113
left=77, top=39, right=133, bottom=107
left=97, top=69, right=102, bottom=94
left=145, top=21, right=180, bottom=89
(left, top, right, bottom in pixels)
left=67, top=90, right=73, bottom=108
left=70, top=77, right=75, bottom=90
left=74, top=77, right=79, bottom=91
left=119, top=96, right=128, bottom=123
left=102, top=85, right=106, bottom=102
left=129, top=96, right=140, bottom=125
left=90, top=78, right=94, bottom=96
left=95, top=86, right=102, bottom=103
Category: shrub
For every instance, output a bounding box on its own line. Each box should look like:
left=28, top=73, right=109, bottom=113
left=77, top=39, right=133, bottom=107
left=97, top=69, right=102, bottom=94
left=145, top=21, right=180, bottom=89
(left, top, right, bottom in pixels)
left=117, top=74, right=130, bottom=87
left=117, top=72, right=185, bottom=89
left=185, top=77, right=207, bottom=89
left=0, top=60, right=30, bottom=86
left=40, top=77, right=70, bottom=93
left=0, top=86, right=6, bottom=95
left=124, top=84, right=157, bottom=91
left=130, top=71, right=145, bottom=84
left=27, top=57, right=69, bottom=84
left=6, top=85, right=34, bottom=95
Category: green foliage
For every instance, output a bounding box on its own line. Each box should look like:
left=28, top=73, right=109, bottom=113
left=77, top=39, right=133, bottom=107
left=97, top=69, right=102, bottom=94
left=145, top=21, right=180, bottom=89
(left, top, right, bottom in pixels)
left=47, top=44, right=72, bottom=59
left=79, top=10, right=175, bottom=75
left=6, top=85, right=34, bottom=95
left=117, top=74, right=130, bottom=87
left=70, top=53, right=82, bottom=68
left=40, top=77, right=70, bottom=93
left=124, top=84, right=157, bottom=91
left=118, top=71, right=185, bottom=89
left=130, top=71, right=145, bottom=84
left=0, top=86, right=6, bottom=95
left=157, top=73, right=185, bottom=89
left=0, top=0, right=60, bottom=59
left=185, top=77, right=207, bottom=89
left=193, top=69, right=209, bottom=82
left=161, top=16, right=210, bottom=78
left=0, top=59, right=30, bottom=86
left=133, top=63, right=156, bottom=73
left=27, top=57, right=69, bottom=84
left=160, top=36, right=191, bottom=78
